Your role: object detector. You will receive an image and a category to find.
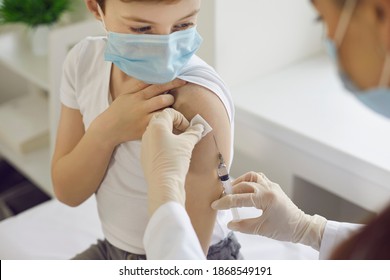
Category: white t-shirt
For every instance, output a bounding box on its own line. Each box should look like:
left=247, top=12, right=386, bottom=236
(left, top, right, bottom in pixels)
left=60, top=36, right=235, bottom=255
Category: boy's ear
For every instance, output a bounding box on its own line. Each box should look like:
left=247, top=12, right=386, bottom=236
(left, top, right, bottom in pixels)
left=84, top=0, right=103, bottom=20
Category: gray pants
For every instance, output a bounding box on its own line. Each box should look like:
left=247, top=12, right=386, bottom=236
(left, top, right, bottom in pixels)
left=72, top=232, right=243, bottom=260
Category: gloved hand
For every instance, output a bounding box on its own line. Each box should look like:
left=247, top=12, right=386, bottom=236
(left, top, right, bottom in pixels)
left=141, top=108, right=205, bottom=216
left=211, top=172, right=327, bottom=251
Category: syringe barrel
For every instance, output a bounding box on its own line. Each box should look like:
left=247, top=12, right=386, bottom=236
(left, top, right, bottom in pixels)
left=217, top=163, right=230, bottom=181
left=221, top=180, right=240, bottom=220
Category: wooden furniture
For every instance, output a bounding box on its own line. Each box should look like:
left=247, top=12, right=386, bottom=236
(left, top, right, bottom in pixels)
left=0, top=20, right=103, bottom=196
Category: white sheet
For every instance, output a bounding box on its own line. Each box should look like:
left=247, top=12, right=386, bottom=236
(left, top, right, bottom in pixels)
left=0, top=198, right=318, bottom=260
left=0, top=197, right=103, bottom=260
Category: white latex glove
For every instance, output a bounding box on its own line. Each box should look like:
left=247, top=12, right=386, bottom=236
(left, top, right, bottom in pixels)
left=141, top=108, right=205, bottom=216
left=211, top=172, right=327, bottom=250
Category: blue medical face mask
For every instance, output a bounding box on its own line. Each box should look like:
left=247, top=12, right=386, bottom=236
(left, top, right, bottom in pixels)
left=105, top=28, right=202, bottom=84
left=98, top=6, right=203, bottom=84
left=325, top=0, right=390, bottom=119
left=326, top=39, right=390, bottom=118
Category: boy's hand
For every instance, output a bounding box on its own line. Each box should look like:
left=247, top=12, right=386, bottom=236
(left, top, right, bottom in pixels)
left=91, top=79, right=186, bottom=146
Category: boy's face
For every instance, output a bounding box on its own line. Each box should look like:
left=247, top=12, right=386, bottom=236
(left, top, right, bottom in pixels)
left=101, top=0, right=201, bottom=35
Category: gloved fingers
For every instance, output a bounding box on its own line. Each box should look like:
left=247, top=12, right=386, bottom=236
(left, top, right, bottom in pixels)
left=233, top=178, right=270, bottom=195
left=231, top=181, right=283, bottom=210
left=227, top=216, right=263, bottom=235
left=258, top=172, right=274, bottom=185
left=231, top=182, right=257, bottom=194
left=180, top=123, right=205, bottom=147
left=231, top=171, right=258, bottom=185
left=232, top=171, right=266, bottom=185
left=149, top=108, right=190, bottom=132
left=211, top=192, right=257, bottom=210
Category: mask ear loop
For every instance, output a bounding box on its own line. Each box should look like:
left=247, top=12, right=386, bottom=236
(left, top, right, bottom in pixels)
left=334, top=0, right=358, bottom=48
left=97, top=4, right=108, bottom=33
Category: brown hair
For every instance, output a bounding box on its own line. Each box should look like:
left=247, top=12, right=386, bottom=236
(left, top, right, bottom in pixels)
left=97, top=0, right=181, bottom=11
left=330, top=203, right=390, bottom=259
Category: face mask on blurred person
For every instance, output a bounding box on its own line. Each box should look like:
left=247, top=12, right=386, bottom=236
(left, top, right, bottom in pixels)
left=325, top=0, right=390, bottom=118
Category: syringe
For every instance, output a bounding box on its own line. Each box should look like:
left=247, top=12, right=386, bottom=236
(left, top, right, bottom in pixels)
left=217, top=153, right=240, bottom=221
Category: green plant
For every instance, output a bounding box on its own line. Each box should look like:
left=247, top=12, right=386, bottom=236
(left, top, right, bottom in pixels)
left=0, top=0, right=72, bottom=27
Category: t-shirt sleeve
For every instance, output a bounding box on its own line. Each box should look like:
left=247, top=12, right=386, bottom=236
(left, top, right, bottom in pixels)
left=59, top=42, right=83, bottom=110
left=178, top=55, right=235, bottom=125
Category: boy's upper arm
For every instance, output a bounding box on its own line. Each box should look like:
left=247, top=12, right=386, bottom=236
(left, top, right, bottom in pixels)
left=171, top=83, right=232, bottom=254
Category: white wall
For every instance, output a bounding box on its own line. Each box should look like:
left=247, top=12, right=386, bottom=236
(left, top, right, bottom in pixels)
left=2, top=0, right=322, bottom=89
left=197, top=0, right=216, bottom=66
left=0, top=26, right=29, bottom=103
left=213, top=0, right=323, bottom=87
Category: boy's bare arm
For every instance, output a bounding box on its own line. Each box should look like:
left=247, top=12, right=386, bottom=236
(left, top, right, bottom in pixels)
left=172, top=83, right=232, bottom=254
left=51, top=105, right=117, bottom=206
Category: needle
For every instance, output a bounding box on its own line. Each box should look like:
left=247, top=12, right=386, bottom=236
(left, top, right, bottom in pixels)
left=212, top=135, right=240, bottom=220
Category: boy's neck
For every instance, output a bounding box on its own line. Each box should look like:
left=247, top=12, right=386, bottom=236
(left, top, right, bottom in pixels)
left=110, top=65, right=143, bottom=101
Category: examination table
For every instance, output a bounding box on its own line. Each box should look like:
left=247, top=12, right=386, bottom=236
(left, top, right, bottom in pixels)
left=0, top=197, right=317, bottom=260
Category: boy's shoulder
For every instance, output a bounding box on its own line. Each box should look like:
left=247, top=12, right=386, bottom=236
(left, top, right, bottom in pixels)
left=183, top=55, right=212, bottom=71
left=181, top=55, right=223, bottom=83
left=72, top=36, right=107, bottom=56
left=65, top=36, right=107, bottom=70
left=178, top=55, right=234, bottom=122
left=179, top=55, right=228, bottom=94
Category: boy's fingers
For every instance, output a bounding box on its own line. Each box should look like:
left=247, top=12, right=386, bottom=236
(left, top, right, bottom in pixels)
left=143, top=80, right=187, bottom=99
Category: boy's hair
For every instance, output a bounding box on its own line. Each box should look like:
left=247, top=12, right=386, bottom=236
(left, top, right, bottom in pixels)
left=97, top=0, right=181, bottom=10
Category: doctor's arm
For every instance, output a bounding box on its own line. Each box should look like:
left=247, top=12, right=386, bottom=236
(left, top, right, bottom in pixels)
left=212, top=172, right=327, bottom=251
left=212, top=172, right=366, bottom=255
left=141, top=108, right=206, bottom=259
left=140, top=111, right=364, bottom=259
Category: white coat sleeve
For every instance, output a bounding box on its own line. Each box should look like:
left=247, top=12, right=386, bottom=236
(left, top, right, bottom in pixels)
left=319, top=220, right=364, bottom=259
left=143, top=202, right=206, bottom=260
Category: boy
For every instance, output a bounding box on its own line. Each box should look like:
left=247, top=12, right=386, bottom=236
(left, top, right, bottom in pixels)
left=51, top=0, right=239, bottom=259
